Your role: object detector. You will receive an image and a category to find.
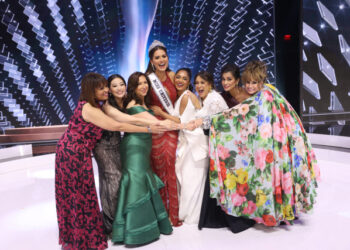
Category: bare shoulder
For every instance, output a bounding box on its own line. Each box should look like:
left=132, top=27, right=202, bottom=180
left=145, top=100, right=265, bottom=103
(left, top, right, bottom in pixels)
left=168, top=71, right=175, bottom=83
left=180, top=93, right=189, bottom=105
left=187, top=91, right=197, bottom=99
left=82, top=102, right=93, bottom=111
left=126, top=100, right=144, bottom=109
left=126, top=100, right=137, bottom=109
left=81, top=102, right=99, bottom=123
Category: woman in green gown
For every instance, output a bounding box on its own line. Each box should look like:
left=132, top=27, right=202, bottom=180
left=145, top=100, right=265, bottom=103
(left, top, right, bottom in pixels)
left=112, top=72, right=173, bottom=245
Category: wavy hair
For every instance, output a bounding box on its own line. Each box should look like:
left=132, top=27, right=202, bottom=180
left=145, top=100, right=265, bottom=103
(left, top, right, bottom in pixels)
left=241, top=60, right=267, bottom=83
left=79, top=72, right=107, bottom=107
left=125, top=72, right=152, bottom=107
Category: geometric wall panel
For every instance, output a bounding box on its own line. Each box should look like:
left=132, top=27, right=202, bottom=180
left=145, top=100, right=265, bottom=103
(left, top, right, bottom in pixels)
left=1, top=0, right=275, bottom=133
left=302, top=0, right=350, bottom=136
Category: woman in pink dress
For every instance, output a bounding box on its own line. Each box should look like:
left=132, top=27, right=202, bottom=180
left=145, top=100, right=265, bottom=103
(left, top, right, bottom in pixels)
left=55, top=73, right=167, bottom=250
left=146, top=40, right=181, bottom=226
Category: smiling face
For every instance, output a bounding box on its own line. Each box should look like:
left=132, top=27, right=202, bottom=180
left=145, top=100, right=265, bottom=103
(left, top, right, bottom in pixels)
left=135, top=75, right=149, bottom=99
left=195, top=76, right=212, bottom=100
left=109, top=77, right=126, bottom=100
left=150, top=48, right=169, bottom=72
left=221, top=72, right=239, bottom=92
left=241, top=60, right=267, bottom=95
left=174, top=70, right=191, bottom=93
left=94, top=83, right=109, bottom=101
left=244, top=78, right=263, bottom=95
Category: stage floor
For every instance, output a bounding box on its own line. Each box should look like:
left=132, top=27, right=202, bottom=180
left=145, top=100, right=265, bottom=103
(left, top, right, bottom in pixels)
left=0, top=147, right=349, bottom=250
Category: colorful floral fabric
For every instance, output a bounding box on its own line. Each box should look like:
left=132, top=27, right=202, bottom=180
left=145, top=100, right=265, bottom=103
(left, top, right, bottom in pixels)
left=209, top=85, right=320, bottom=226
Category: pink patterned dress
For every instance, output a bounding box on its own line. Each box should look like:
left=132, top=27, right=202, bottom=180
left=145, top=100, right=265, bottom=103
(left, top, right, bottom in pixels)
left=150, top=72, right=180, bottom=226
left=55, top=101, right=107, bottom=250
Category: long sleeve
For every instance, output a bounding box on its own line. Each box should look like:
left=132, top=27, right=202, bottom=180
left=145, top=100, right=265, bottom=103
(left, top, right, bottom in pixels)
left=196, top=91, right=228, bottom=129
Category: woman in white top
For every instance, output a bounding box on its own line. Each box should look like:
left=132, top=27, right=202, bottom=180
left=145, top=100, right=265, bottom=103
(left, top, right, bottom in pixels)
left=193, top=71, right=229, bottom=129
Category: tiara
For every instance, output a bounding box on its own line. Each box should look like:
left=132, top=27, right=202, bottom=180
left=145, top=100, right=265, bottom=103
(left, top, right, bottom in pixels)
left=148, top=40, right=166, bottom=53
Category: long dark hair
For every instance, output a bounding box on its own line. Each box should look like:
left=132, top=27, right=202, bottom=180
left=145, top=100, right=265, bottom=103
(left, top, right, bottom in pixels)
left=107, top=74, right=126, bottom=111
left=145, top=46, right=171, bottom=74
left=176, top=68, right=193, bottom=91
left=221, top=63, right=240, bottom=80
left=125, top=72, right=152, bottom=107
left=79, top=72, right=107, bottom=107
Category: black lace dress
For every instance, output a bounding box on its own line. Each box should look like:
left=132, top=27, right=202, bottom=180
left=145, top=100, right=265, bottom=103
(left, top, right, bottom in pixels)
left=93, top=130, right=122, bottom=235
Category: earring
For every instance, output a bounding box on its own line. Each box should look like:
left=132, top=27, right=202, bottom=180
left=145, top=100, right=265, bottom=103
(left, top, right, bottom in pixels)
left=151, top=63, right=155, bottom=71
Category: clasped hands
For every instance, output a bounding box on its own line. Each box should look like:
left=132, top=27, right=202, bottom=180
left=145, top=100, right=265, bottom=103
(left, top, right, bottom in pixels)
left=181, top=118, right=203, bottom=131
left=150, top=119, right=204, bottom=134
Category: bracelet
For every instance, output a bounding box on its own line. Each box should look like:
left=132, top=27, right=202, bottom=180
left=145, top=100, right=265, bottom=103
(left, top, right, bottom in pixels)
left=147, top=126, right=152, bottom=133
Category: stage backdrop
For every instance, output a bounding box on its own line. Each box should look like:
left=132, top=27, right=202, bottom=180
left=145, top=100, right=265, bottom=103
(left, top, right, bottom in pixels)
left=302, top=0, right=350, bottom=136
left=0, top=0, right=275, bottom=132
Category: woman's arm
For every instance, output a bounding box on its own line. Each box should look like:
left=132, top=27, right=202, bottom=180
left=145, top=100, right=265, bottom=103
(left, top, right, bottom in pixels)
left=185, top=92, right=201, bottom=110
left=82, top=103, right=164, bottom=133
left=126, top=100, right=181, bottom=130
left=168, top=71, right=175, bottom=84
left=103, top=101, right=159, bottom=126
left=196, top=91, right=228, bottom=118
left=192, top=91, right=229, bottom=129
left=151, top=105, right=180, bottom=123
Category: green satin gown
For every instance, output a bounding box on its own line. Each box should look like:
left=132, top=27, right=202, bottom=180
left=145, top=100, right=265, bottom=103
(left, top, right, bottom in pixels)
left=111, top=106, right=173, bottom=245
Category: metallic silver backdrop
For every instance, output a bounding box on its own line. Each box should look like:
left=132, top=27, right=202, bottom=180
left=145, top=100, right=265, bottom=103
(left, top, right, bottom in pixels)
left=302, top=0, right=350, bottom=136
left=0, top=0, right=275, bottom=132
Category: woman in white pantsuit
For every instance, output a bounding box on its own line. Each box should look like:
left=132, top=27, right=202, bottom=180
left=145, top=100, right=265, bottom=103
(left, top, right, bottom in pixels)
left=174, top=88, right=209, bottom=224
left=151, top=68, right=208, bottom=224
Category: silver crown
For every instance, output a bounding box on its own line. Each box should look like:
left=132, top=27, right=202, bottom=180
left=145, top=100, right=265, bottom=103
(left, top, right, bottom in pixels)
left=148, top=40, right=166, bottom=53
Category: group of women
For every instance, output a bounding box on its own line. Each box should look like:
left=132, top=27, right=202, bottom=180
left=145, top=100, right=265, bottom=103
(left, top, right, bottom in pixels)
left=55, top=40, right=320, bottom=250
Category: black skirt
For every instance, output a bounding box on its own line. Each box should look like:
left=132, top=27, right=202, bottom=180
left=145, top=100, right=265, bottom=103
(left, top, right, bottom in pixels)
left=198, top=169, right=256, bottom=233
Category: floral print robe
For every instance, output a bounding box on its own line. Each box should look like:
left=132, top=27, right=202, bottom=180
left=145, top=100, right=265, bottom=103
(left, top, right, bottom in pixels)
left=209, top=85, right=320, bottom=226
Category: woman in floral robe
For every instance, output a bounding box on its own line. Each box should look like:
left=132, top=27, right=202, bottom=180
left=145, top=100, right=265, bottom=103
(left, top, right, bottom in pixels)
left=208, top=61, right=320, bottom=226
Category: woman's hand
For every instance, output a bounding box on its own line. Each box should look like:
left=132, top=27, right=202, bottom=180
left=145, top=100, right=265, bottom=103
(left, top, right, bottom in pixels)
left=184, top=120, right=197, bottom=131
left=188, top=118, right=203, bottom=129
left=149, top=123, right=167, bottom=134
left=151, top=105, right=164, bottom=116
left=195, top=118, right=204, bottom=128
left=160, top=119, right=181, bottom=130
left=178, top=119, right=202, bottom=131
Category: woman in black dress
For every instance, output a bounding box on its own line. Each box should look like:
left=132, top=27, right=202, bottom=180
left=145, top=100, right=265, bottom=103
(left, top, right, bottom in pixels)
left=93, top=74, right=126, bottom=235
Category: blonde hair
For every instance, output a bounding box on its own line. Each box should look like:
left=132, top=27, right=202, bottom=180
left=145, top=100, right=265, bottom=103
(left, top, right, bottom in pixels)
left=241, top=60, right=267, bottom=84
